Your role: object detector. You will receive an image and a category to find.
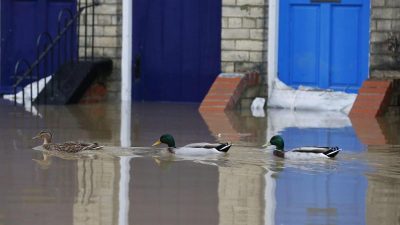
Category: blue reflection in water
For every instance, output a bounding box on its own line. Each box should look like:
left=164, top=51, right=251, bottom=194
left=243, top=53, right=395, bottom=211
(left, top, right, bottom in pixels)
left=274, top=127, right=368, bottom=225
left=275, top=169, right=367, bottom=225
left=282, top=127, right=366, bottom=153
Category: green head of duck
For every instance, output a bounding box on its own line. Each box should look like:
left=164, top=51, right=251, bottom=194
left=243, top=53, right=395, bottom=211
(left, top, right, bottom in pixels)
left=269, top=135, right=284, bottom=151
left=152, top=134, right=176, bottom=148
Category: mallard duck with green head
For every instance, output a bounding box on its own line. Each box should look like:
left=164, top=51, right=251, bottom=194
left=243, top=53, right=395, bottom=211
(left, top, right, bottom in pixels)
left=33, top=130, right=102, bottom=153
left=265, top=135, right=340, bottom=159
left=152, top=134, right=231, bottom=155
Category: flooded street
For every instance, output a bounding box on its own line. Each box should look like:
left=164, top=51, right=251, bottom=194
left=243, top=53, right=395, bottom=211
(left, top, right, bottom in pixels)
left=1, top=101, right=400, bottom=225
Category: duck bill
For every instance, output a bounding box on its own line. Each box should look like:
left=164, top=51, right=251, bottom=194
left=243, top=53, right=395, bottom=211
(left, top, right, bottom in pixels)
left=32, top=135, right=40, bottom=140
left=152, top=140, right=162, bottom=146
left=262, top=143, right=271, bottom=148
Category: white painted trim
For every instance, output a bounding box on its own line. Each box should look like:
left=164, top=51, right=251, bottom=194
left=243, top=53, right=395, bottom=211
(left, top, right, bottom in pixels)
left=121, top=0, right=132, bottom=148
left=267, top=0, right=279, bottom=98
left=121, top=0, right=132, bottom=103
left=120, top=99, right=131, bottom=147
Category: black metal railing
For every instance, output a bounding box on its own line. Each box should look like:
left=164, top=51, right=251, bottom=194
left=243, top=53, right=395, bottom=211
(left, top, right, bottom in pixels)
left=12, top=0, right=100, bottom=106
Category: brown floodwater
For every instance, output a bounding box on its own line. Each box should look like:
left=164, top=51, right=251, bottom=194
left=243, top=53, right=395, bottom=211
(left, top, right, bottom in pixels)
left=0, top=100, right=400, bottom=225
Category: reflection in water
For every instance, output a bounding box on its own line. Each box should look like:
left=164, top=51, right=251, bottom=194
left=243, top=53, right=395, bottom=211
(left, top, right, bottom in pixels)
left=218, top=165, right=265, bottom=225
left=267, top=108, right=365, bottom=152
left=267, top=108, right=352, bottom=136
left=264, top=170, right=276, bottom=225
left=265, top=109, right=367, bottom=224
left=275, top=167, right=367, bottom=225
left=119, top=156, right=134, bottom=225
left=130, top=158, right=219, bottom=225
left=32, top=153, right=52, bottom=170
left=73, top=159, right=118, bottom=225
left=366, top=174, right=400, bottom=225
left=2, top=102, right=400, bottom=225
left=119, top=99, right=133, bottom=225
left=365, top=145, right=400, bottom=225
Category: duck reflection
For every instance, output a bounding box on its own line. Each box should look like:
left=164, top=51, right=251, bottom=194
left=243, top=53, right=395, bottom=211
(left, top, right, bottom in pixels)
left=32, top=153, right=52, bottom=170
left=152, top=156, right=175, bottom=170
left=32, top=150, right=98, bottom=170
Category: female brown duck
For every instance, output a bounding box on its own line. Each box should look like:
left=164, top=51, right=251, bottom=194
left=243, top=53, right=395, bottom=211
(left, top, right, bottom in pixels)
left=33, top=130, right=102, bottom=153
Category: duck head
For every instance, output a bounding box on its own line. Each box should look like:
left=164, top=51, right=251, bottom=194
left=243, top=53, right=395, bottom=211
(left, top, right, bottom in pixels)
left=267, top=135, right=284, bottom=151
left=32, top=130, right=53, bottom=145
left=152, top=134, right=176, bottom=148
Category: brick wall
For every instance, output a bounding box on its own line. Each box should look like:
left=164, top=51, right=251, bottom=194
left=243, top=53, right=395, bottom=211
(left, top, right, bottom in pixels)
left=221, top=0, right=268, bottom=76
left=370, top=0, right=400, bottom=74
left=79, top=0, right=122, bottom=100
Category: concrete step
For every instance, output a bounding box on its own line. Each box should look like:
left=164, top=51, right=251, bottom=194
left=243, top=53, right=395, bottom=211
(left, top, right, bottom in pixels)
left=35, top=59, right=112, bottom=105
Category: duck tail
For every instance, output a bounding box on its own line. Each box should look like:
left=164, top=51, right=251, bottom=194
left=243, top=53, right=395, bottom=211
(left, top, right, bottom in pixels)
left=215, top=143, right=232, bottom=153
left=323, top=147, right=341, bottom=158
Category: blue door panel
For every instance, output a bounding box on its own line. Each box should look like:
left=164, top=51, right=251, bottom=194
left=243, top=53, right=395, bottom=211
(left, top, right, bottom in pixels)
left=278, top=2, right=291, bottom=85
left=140, top=0, right=163, bottom=101
left=278, top=0, right=370, bottom=93
left=200, top=0, right=222, bottom=101
left=133, top=0, right=221, bottom=102
left=163, top=0, right=182, bottom=101
left=290, top=5, right=319, bottom=85
left=1, top=0, right=77, bottom=93
left=330, top=6, right=360, bottom=88
left=182, top=0, right=201, bottom=102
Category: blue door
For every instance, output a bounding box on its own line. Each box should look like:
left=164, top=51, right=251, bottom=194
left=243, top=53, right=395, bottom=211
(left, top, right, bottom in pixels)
left=0, top=0, right=77, bottom=94
left=132, top=0, right=221, bottom=102
left=278, top=0, right=370, bottom=93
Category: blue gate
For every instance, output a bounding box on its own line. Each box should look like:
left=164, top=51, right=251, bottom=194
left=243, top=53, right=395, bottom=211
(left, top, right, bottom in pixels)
left=132, top=0, right=221, bottom=102
left=0, top=0, right=77, bottom=94
left=278, top=0, right=370, bottom=93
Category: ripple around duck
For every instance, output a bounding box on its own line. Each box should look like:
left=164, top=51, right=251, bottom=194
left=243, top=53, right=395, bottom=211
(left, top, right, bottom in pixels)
left=222, top=146, right=368, bottom=174
left=31, top=144, right=400, bottom=180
